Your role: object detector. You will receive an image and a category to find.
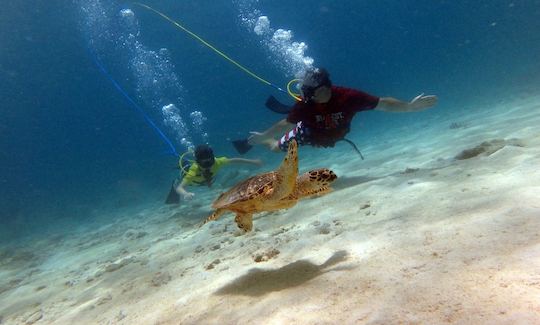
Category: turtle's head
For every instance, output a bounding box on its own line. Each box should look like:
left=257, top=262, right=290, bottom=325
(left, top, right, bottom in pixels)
left=307, top=168, right=337, bottom=186
left=295, top=168, right=337, bottom=198
left=272, top=139, right=299, bottom=200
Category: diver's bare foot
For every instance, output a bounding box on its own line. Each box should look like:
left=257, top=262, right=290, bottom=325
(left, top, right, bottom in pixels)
left=264, top=139, right=280, bottom=152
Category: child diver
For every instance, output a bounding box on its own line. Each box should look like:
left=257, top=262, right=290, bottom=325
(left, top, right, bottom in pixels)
left=165, top=144, right=262, bottom=203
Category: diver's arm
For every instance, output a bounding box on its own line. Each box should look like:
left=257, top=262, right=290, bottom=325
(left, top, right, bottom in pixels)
left=375, top=94, right=438, bottom=112
left=175, top=180, right=195, bottom=200
left=248, top=119, right=295, bottom=145
left=228, top=158, right=263, bottom=167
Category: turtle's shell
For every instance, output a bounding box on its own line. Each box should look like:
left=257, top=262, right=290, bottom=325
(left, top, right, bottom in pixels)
left=212, top=171, right=279, bottom=209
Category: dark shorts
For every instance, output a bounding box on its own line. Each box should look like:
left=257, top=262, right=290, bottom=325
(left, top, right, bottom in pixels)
left=278, top=121, right=312, bottom=151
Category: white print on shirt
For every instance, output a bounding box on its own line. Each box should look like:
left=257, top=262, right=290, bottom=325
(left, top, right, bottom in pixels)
left=315, top=112, right=344, bottom=129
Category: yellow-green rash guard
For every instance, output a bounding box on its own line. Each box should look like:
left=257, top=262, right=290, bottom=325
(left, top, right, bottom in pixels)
left=181, top=157, right=230, bottom=186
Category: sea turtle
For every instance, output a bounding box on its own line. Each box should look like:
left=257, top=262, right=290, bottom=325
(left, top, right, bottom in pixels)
left=202, top=140, right=337, bottom=232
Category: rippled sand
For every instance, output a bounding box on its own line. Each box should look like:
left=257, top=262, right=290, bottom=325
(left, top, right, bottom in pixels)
left=2, top=97, right=540, bottom=324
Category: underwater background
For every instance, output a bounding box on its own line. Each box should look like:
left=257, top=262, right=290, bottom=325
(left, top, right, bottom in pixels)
left=1, top=0, right=539, bottom=242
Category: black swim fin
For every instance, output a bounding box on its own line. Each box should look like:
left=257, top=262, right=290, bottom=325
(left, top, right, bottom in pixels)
left=265, top=95, right=292, bottom=114
left=232, top=138, right=253, bottom=154
left=165, top=181, right=180, bottom=204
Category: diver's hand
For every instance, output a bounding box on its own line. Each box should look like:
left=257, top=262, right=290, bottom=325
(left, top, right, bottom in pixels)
left=182, top=192, right=195, bottom=200
left=248, top=131, right=266, bottom=145
left=410, top=93, right=438, bottom=110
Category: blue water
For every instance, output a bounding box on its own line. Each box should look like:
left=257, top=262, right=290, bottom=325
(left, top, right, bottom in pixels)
left=1, top=0, right=539, bottom=241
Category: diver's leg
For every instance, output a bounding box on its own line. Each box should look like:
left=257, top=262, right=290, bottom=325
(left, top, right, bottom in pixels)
left=277, top=122, right=309, bottom=152
left=260, top=138, right=281, bottom=152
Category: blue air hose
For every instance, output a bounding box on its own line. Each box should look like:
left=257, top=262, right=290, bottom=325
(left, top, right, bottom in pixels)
left=88, top=49, right=179, bottom=157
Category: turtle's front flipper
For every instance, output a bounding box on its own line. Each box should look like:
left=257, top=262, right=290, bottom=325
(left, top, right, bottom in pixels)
left=234, top=213, right=253, bottom=232
left=294, top=169, right=338, bottom=199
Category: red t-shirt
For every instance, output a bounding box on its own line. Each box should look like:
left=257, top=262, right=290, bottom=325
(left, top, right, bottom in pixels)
left=286, top=86, right=379, bottom=146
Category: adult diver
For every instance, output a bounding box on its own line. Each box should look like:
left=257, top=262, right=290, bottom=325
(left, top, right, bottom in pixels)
left=234, top=68, right=438, bottom=153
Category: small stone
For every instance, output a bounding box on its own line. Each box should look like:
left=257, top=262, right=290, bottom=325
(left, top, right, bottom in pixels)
left=24, top=309, right=42, bottom=325
left=253, top=254, right=264, bottom=263
left=96, top=293, right=112, bottom=305
left=123, top=229, right=137, bottom=240
left=105, top=256, right=135, bottom=272
left=135, top=231, right=148, bottom=239
left=64, top=279, right=76, bottom=287
left=105, top=263, right=122, bottom=273
left=205, top=259, right=221, bottom=270
left=310, top=221, right=321, bottom=227
left=319, top=223, right=331, bottom=235
left=116, top=310, right=127, bottom=321
left=124, top=229, right=148, bottom=240
left=151, top=272, right=172, bottom=287
left=253, top=248, right=280, bottom=262
left=402, top=167, right=419, bottom=174
left=359, top=203, right=371, bottom=210
left=35, top=285, right=46, bottom=291
left=28, top=269, right=41, bottom=277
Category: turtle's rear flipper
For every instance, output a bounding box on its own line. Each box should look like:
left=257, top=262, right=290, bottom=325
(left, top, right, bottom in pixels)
left=200, top=208, right=227, bottom=228
left=234, top=213, right=253, bottom=232
left=232, top=138, right=253, bottom=154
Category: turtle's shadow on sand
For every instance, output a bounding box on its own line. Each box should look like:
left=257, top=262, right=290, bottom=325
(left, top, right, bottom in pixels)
left=215, top=250, right=351, bottom=297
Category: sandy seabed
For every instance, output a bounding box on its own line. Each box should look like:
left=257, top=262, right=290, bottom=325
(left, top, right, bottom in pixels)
left=1, top=97, right=540, bottom=325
